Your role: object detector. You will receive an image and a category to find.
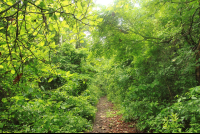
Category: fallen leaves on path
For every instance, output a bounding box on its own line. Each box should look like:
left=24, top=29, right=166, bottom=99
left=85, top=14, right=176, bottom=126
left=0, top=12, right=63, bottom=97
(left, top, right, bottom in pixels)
left=86, top=96, right=140, bottom=133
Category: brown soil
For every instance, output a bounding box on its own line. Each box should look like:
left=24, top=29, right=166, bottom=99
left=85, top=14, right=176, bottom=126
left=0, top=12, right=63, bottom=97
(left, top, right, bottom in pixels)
left=87, top=96, right=139, bottom=133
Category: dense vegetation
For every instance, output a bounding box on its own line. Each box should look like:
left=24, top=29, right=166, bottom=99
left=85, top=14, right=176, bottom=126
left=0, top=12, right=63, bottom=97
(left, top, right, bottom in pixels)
left=0, top=0, right=103, bottom=132
left=1, top=0, right=200, bottom=133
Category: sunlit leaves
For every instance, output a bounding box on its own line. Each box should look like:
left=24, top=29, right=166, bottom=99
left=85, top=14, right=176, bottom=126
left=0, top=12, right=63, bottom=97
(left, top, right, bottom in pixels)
left=6, top=2, right=12, bottom=6
left=88, top=0, right=200, bottom=133
left=48, top=77, right=54, bottom=83
left=66, top=71, right=73, bottom=77
left=50, top=42, right=56, bottom=48
left=35, top=0, right=42, bottom=5
left=70, top=39, right=76, bottom=43
left=97, top=18, right=103, bottom=23
left=76, top=13, right=82, bottom=19
left=2, top=98, right=7, bottom=103
left=11, top=70, right=15, bottom=74
left=61, top=0, right=70, bottom=5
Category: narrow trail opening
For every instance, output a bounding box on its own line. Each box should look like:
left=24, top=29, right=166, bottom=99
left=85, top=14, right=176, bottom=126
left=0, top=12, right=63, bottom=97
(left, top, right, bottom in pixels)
left=88, top=96, right=139, bottom=133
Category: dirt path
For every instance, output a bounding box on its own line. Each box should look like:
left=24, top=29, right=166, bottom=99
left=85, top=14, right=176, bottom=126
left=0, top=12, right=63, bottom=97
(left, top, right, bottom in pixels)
left=88, top=96, right=138, bottom=133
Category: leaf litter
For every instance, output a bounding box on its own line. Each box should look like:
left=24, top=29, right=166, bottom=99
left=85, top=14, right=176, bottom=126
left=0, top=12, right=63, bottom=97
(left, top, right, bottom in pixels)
left=85, top=96, right=142, bottom=133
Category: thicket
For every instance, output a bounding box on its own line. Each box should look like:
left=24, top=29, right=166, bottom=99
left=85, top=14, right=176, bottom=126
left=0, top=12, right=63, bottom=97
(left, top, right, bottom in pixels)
left=1, top=0, right=200, bottom=133
left=89, top=0, right=200, bottom=133
left=0, top=0, right=103, bottom=132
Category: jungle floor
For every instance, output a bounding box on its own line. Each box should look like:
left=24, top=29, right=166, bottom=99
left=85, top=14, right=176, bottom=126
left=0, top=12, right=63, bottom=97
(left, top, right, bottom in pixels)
left=85, top=96, right=142, bottom=133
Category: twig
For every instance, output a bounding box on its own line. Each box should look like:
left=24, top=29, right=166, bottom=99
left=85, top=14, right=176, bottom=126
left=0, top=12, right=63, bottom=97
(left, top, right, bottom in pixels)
left=0, top=0, right=21, bottom=15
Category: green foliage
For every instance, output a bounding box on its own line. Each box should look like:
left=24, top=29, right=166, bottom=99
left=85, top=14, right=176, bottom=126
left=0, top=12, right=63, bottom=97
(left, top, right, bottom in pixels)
left=0, top=0, right=103, bottom=132
left=148, top=86, right=200, bottom=133
left=0, top=81, right=102, bottom=132
left=88, top=0, right=200, bottom=133
left=1, top=0, right=200, bottom=133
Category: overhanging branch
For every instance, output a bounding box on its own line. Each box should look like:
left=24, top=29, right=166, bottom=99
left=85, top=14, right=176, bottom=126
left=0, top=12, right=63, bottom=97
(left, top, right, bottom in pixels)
left=0, top=0, right=21, bottom=15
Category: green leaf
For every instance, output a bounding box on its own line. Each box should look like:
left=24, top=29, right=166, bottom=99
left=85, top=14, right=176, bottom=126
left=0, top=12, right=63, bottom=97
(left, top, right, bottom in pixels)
left=0, top=42, right=6, bottom=45
left=82, top=19, right=88, bottom=24
left=150, top=83, right=154, bottom=88
left=70, top=39, right=76, bottom=43
left=0, top=122, right=4, bottom=128
left=191, top=97, right=197, bottom=99
left=97, top=18, right=103, bottom=22
left=77, top=13, right=82, bottom=19
left=48, top=78, right=54, bottom=83
left=39, top=1, right=45, bottom=8
left=0, top=65, right=3, bottom=69
left=62, top=1, right=69, bottom=5
left=53, top=14, right=58, bottom=20
left=49, top=13, right=53, bottom=17
left=66, top=71, right=73, bottom=77
left=7, top=2, right=12, bottom=5
left=2, top=98, right=7, bottom=103
left=61, top=105, right=66, bottom=109
left=11, top=70, right=15, bottom=74
left=41, top=86, right=45, bottom=91
left=194, top=86, right=200, bottom=94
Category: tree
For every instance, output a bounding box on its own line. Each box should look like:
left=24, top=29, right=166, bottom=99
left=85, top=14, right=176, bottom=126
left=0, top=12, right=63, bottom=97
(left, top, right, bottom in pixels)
left=89, top=0, right=200, bottom=132
left=0, top=0, right=103, bottom=133
left=0, top=0, right=102, bottom=96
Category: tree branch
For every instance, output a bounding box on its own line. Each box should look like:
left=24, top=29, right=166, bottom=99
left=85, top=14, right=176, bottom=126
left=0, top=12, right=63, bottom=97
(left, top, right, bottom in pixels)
left=0, top=0, right=21, bottom=15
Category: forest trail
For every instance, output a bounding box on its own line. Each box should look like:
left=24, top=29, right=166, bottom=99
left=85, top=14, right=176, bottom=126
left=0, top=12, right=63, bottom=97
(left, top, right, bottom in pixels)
left=87, top=96, right=138, bottom=133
